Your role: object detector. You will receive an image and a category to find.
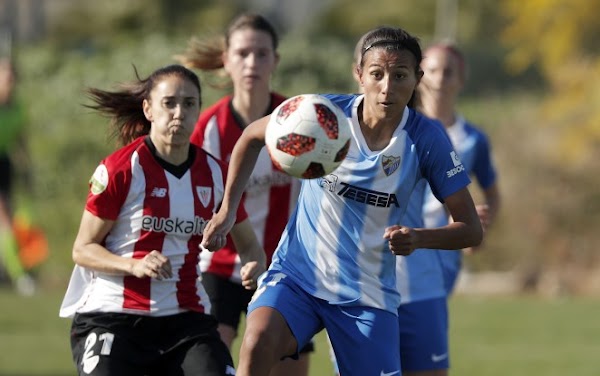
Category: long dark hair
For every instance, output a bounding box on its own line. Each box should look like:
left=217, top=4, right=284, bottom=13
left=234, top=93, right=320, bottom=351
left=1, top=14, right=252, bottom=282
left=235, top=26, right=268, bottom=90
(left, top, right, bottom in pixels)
left=85, top=64, right=201, bottom=146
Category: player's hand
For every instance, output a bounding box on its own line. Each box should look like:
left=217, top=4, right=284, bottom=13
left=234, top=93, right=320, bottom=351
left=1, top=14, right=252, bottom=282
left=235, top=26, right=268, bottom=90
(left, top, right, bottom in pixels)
left=240, top=261, right=265, bottom=290
left=462, top=246, right=480, bottom=255
left=131, top=250, right=172, bottom=280
left=201, top=211, right=236, bottom=252
left=476, top=204, right=490, bottom=232
left=462, top=204, right=491, bottom=256
left=383, top=225, right=417, bottom=256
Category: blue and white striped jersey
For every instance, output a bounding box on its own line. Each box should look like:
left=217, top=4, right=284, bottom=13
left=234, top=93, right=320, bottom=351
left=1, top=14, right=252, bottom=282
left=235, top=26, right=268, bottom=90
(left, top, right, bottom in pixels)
left=268, top=94, right=471, bottom=313
left=397, top=115, right=498, bottom=302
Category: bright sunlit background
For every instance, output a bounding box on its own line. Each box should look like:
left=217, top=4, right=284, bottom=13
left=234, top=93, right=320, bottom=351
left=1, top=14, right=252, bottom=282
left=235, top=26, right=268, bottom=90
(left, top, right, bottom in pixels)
left=1, top=0, right=600, bottom=375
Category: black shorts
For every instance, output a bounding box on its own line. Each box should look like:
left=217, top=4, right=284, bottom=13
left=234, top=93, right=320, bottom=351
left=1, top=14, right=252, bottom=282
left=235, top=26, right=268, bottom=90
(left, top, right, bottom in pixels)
left=202, top=272, right=315, bottom=354
left=70, top=311, right=234, bottom=376
left=202, top=272, right=255, bottom=332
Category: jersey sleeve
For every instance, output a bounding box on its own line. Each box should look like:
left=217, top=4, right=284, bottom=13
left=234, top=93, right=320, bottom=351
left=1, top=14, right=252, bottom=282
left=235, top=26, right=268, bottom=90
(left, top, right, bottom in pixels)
left=471, top=131, right=497, bottom=189
left=417, top=118, right=472, bottom=203
left=191, top=98, right=227, bottom=158
left=191, top=108, right=217, bottom=149
left=189, top=116, right=206, bottom=147
left=85, top=159, right=130, bottom=220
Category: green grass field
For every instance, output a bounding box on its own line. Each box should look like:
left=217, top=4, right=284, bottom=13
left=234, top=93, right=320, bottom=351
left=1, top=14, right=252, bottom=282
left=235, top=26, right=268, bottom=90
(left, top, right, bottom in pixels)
left=1, top=286, right=599, bottom=375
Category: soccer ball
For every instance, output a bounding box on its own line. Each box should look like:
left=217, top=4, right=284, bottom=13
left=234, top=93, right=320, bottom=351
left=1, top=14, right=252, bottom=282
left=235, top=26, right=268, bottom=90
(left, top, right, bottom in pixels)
left=265, top=94, right=351, bottom=179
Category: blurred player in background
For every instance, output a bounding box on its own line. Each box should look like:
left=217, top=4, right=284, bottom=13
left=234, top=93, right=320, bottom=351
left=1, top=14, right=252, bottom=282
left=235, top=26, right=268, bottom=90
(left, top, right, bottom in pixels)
left=59, top=64, right=266, bottom=376
left=0, top=56, right=41, bottom=296
left=176, top=12, right=310, bottom=376
left=396, top=42, right=501, bottom=376
left=418, top=43, right=500, bottom=294
left=202, top=26, right=483, bottom=376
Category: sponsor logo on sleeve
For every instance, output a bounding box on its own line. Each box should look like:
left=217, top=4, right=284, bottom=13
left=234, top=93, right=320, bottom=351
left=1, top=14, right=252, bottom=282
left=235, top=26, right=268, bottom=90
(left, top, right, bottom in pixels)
left=89, top=164, right=109, bottom=195
left=446, top=151, right=465, bottom=177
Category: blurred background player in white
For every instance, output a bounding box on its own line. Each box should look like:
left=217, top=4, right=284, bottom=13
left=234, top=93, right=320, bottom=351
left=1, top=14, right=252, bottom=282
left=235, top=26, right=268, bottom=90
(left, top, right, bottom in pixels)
left=418, top=43, right=500, bottom=294
left=327, top=38, right=501, bottom=376
left=395, top=42, right=501, bottom=376
left=201, top=26, right=483, bottom=376
left=393, top=44, right=501, bottom=375
left=0, top=55, right=37, bottom=295
left=176, top=13, right=310, bottom=376
left=59, top=64, right=266, bottom=376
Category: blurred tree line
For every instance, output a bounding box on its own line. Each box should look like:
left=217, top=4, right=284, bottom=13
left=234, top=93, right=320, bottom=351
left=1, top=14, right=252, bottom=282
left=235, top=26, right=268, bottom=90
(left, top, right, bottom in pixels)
left=496, top=0, right=600, bottom=295
left=5, top=0, right=599, bottom=293
left=502, top=0, right=600, bottom=163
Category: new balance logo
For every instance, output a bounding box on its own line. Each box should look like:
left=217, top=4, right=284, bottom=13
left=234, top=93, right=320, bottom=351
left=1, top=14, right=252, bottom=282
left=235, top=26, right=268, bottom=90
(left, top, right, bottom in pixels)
left=151, top=187, right=167, bottom=197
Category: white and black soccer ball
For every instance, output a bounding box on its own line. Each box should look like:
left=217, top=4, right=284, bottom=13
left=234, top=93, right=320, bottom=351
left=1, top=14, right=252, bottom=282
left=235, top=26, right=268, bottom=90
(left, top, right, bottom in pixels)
left=265, top=94, right=351, bottom=179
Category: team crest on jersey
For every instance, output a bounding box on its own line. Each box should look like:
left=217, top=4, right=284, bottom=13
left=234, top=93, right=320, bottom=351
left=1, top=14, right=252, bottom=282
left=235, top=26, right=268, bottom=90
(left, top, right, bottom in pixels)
left=89, top=164, right=109, bottom=195
left=382, top=155, right=401, bottom=176
left=196, top=186, right=212, bottom=207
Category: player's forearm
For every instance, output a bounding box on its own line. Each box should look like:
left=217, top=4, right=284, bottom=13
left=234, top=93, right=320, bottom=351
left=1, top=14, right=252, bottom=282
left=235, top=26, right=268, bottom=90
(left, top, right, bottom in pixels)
left=414, top=220, right=482, bottom=250
left=72, top=243, right=136, bottom=276
left=231, top=220, right=267, bottom=269
left=484, top=184, right=501, bottom=227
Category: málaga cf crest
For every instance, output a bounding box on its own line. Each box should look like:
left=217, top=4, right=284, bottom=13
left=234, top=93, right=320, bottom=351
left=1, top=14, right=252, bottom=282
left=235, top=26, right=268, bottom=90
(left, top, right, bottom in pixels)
left=382, top=155, right=401, bottom=176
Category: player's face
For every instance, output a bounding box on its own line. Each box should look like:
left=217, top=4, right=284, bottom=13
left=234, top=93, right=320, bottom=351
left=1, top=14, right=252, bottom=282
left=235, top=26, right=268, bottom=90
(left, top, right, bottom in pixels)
left=223, top=28, right=279, bottom=93
left=419, top=48, right=464, bottom=102
left=358, top=48, right=422, bottom=123
left=144, top=75, right=200, bottom=149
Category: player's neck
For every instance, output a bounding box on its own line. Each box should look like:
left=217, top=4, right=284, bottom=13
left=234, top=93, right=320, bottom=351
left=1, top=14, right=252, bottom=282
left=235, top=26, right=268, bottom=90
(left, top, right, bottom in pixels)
left=231, top=90, right=271, bottom=126
left=421, top=101, right=457, bottom=128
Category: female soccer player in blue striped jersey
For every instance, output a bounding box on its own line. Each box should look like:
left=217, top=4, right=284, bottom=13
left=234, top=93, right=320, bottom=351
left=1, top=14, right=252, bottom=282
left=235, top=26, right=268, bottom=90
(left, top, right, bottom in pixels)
left=392, top=44, right=501, bottom=376
left=202, top=27, right=483, bottom=376
left=418, top=43, right=501, bottom=294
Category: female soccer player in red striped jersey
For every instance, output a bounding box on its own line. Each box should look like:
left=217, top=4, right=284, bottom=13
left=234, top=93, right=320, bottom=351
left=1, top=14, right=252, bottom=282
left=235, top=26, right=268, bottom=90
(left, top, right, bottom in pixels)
left=59, top=64, right=266, bottom=376
left=178, top=13, right=312, bottom=376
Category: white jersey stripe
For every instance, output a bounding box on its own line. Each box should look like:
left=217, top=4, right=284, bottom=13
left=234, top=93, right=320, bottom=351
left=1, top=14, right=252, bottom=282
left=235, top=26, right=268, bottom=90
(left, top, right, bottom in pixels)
left=266, top=94, right=471, bottom=313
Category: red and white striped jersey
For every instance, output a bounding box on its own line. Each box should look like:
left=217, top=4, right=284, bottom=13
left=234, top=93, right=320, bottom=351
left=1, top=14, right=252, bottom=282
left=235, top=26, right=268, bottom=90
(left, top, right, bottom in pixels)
left=59, top=137, right=247, bottom=318
left=190, top=94, right=299, bottom=283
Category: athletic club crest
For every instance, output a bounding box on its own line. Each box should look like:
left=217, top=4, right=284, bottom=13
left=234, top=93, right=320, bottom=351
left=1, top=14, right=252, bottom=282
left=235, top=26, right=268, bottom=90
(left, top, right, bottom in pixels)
left=382, top=155, right=401, bottom=176
left=196, top=186, right=212, bottom=208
